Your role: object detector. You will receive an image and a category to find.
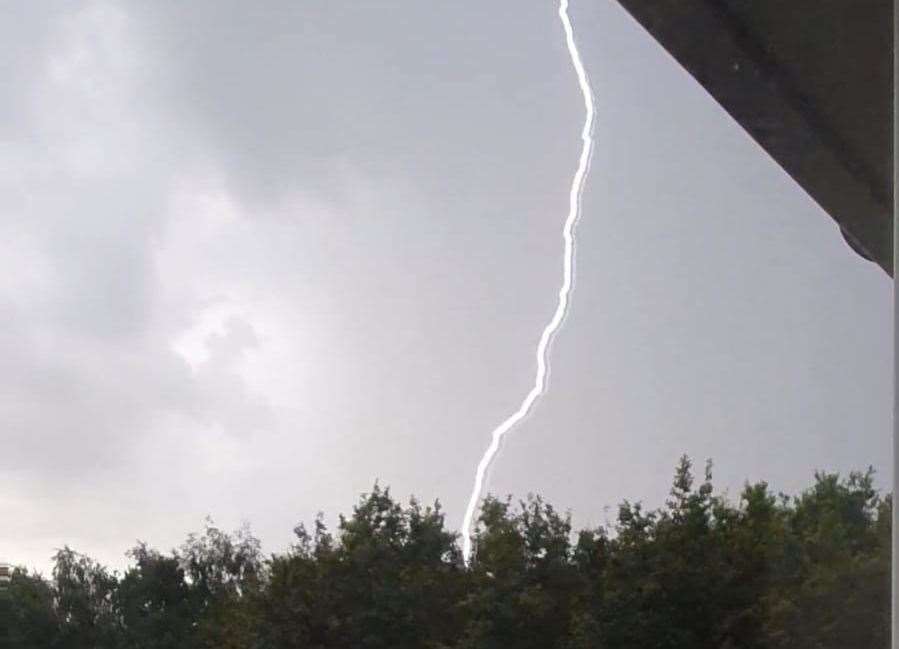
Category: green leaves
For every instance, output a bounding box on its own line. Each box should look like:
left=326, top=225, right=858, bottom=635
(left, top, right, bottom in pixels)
left=4, top=461, right=891, bottom=648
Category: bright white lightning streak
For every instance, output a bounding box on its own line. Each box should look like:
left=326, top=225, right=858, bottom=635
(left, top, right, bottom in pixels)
left=460, top=0, right=595, bottom=564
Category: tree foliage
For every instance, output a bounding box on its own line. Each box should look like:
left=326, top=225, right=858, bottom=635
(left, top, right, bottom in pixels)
left=3, top=457, right=891, bottom=648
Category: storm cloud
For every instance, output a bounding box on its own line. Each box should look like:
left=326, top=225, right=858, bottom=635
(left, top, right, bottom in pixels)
left=1, top=0, right=890, bottom=572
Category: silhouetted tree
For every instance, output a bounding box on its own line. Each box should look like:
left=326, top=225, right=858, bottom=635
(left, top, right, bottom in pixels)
left=4, top=458, right=891, bottom=649
left=2, top=567, right=58, bottom=649
left=116, top=544, right=196, bottom=649
left=261, top=484, right=464, bottom=649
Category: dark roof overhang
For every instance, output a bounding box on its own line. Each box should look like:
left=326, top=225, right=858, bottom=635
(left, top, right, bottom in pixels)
left=616, top=0, right=893, bottom=275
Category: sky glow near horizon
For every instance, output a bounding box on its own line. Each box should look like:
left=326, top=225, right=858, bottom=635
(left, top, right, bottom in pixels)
left=0, top=0, right=891, bottom=574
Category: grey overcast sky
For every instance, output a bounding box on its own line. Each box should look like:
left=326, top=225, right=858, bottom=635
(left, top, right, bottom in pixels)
left=2, top=0, right=891, bottom=573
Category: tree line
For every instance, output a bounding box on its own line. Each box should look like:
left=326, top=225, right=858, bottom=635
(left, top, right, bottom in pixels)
left=2, top=456, right=891, bottom=648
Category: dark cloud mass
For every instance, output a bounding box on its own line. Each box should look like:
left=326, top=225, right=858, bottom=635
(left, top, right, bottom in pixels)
left=1, top=0, right=890, bottom=572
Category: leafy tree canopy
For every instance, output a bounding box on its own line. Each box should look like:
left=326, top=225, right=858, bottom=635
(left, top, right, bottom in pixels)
left=3, top=457, right=890, bottom=649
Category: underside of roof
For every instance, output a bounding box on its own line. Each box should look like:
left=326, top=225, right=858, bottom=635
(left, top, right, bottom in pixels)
left=616, top=0, right=893, bottom=275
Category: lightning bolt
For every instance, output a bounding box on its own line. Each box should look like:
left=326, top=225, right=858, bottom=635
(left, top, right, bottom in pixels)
left=460, top=0, right=595, bottom=564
